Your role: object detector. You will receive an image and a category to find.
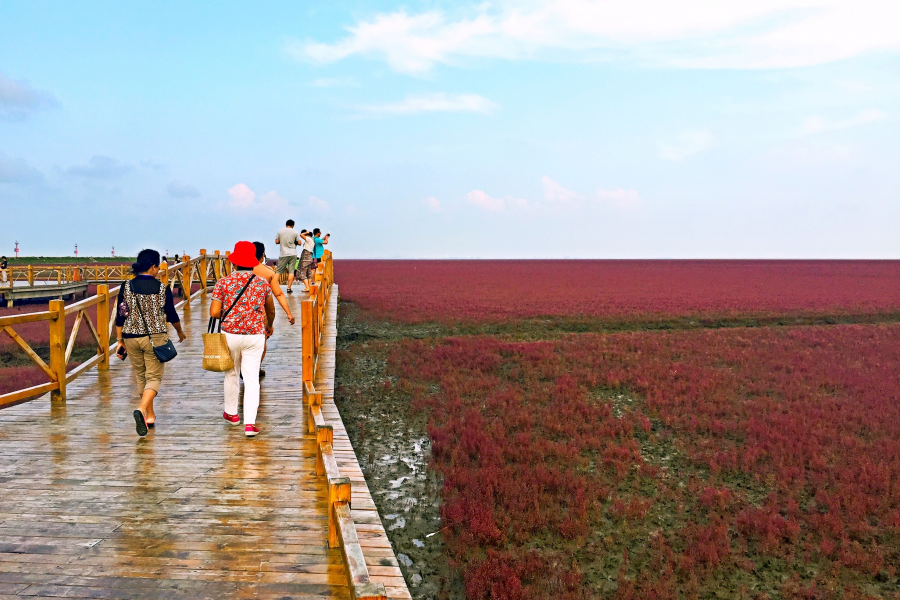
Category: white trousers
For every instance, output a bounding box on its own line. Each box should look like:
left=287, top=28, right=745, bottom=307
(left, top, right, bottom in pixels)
left=223, top=333, right=266, bottom=425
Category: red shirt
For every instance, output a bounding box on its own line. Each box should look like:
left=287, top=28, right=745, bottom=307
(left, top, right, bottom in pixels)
left=211, top=271, right=271, bottom=335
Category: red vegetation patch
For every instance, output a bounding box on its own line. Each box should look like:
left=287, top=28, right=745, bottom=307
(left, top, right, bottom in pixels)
left=338, top=260, right=900, bottom=323
left=389, top=324, right=900, bottom=598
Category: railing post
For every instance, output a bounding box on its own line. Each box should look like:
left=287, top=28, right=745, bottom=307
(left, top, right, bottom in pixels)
left=302, top=299, right=314, bottom=385
left=309, top=283, right=319, bottom=356
left=27, top=265, right=34, bottom=286
left=159, top=261, right=169, bottom=286
left=199, top=250, right=208, bottom=297
left=104, top=266, right=109, bottom=282
left=213, top=251, right=222, bottom=281
left=49, top=299, right=67, bottom=402
left=97, top=284, right=110, bottom=369
left=224, top=251, right=232, bottom=276
left=57, top=268, right=62, bottom=284
left=181, top=255, right=191, bottom=300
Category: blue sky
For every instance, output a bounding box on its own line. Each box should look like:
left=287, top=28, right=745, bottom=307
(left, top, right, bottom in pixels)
left=1, top=1, right=898, bottom=258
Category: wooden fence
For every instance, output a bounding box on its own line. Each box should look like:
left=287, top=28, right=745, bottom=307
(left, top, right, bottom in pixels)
left=301, top=252, right=386, bottom=600
left=0, top=250, right=231, bottom=408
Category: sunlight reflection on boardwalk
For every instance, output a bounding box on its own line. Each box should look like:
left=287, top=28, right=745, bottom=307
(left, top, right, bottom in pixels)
left=0, top=290, right=410, bottom=599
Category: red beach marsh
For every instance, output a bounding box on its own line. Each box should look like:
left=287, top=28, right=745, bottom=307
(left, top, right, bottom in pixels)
left=334, top=260, right=900, bottom=599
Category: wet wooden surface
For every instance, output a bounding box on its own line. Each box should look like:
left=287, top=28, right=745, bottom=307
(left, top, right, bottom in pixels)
left=0, top=285, right=411, bottom=599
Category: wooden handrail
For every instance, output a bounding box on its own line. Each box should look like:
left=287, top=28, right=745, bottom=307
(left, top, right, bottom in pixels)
left=301, top=255, right=385, bottom=599
left=0, top=250, right=214, bottom=409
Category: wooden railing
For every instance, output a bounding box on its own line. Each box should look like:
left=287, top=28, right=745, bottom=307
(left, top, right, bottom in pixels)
left=302, top=252, right=385, bottom=600
left=3, top=256, right=237, bottom=288
left=0, top=250, right=232, bottom=408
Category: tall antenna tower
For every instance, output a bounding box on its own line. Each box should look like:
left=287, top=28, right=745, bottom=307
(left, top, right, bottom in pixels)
left=112, top=246, right=115, bottom=257
left=14, top=242, right=19, bottom=258
left=74, top=244, right=79, bottom=258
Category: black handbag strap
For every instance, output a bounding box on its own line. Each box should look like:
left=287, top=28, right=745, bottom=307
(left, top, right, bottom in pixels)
left=208, top=274, right=256, bottom=333
left=131, top=280, right=164, bottom=343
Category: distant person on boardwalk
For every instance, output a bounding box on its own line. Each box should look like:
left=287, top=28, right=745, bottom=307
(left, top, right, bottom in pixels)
left=115, top=249, right=187, bottom=436
left=297, top=230, right=315, bottom=292
left=312, top=229, right=329, bottom=268
left=275, top=219, right=301, bottom=294
left=0, top=256, right=7, bottom=283
left=252, top=241, right=295, bottom=377
left=209, top=241, right=275, bottom=438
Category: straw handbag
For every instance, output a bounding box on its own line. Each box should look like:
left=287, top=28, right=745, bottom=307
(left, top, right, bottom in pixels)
left=202, top=275, right=256, bottom=372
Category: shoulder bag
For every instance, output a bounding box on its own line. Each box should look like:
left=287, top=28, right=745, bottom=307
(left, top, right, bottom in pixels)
left=202, top=274, right=256, bottom=372
left=132, top=281, right=178, bottom=363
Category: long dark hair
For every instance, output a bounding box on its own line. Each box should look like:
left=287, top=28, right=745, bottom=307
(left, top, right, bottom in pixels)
left=132, top=249, right=161, bottom=275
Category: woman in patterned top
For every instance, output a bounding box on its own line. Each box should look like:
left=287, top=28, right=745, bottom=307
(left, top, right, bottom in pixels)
left=115, top=248, right=187, bottom=436
left=210, top=241, right=275, bottom=437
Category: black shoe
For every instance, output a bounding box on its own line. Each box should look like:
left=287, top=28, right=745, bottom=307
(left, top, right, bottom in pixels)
left=259, top=369, right=266, bottom=378
left=286, top=288, right=293, bottom=294
left=133, top=410, right=148, bottom=437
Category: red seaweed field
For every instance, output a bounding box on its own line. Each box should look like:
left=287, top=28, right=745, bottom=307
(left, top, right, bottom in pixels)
left=338, top=260, right=900, bottom=324
left=333, top=259, right=900, bottom=599
left=388, top=325, right=900, bottom=599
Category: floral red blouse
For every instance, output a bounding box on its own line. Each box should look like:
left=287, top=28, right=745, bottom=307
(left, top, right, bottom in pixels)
left=211, top=272, right=271, bottom=335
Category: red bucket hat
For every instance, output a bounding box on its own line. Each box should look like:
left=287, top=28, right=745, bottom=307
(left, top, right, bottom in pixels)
left=228, top=241, right=259, bottom=268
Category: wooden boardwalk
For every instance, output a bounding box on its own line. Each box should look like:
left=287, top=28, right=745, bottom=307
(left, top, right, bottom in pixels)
left=0, top=286, right=410, bottom=599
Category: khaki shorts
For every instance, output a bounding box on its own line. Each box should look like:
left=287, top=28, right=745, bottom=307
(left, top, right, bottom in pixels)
left=276, top=256, right=297, bottom=274
left=123, top=333, right=169, bottom=393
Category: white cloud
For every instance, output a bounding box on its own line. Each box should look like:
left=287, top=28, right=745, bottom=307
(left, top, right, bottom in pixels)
left=541, top=176, right=581, bottom=204
left=658, top=131, right=715, bottom=161
left=466, top=189, right=507, bottom=211
left=465, top=178, right=642, bottom=213
left=358, top=93, right=497, bottom=116
left=227, top=183, right=256, bottom=208
left=424, top=196, right=442, bottom=212
left=293, top=1, right=900, bottom=73
left=227, top=185, right=294, bottom=215
left=0, top=71, right=57, bottom=119
left=800, top=108, right=886, bottom=135
left=596, top=187, right=643, bottom=209
left=167, top=181, right=200, bottom=199
left=308, top=195, right=330, bottom=211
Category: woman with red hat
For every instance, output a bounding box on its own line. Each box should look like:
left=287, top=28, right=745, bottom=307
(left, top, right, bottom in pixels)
left=209, top=241, right=275, bottom=437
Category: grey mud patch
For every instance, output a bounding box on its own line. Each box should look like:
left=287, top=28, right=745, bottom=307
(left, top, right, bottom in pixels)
left=335, top=301, right=461, bottom=599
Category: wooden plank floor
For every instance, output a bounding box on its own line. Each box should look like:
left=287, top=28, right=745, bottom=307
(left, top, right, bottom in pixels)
left=0, top=285, right=411, bottom=600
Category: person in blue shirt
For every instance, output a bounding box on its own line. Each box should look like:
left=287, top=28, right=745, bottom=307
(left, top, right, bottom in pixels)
left=311, top=228, right=329, bottom=265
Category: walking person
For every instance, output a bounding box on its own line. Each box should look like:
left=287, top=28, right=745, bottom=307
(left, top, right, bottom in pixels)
left=115, top=249, right=187, bottom=436
left=209, top=241, right=275, bottom=437
left=0, top=256, right=7, bottom=283
left=275, top=219, right=301, bottom=294
left=297, top=230, right=315, bottom=292
left=252, top=241, right=295, bottom=377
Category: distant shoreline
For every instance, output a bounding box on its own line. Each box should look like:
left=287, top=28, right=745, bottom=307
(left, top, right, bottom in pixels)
left=3, top=257, right=135, bottom=265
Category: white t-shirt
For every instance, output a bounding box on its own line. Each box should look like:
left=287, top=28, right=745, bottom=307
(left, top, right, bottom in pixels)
left=276, top=227, right=300, bottom=257
left=302, top=236, right=315, bottom=253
